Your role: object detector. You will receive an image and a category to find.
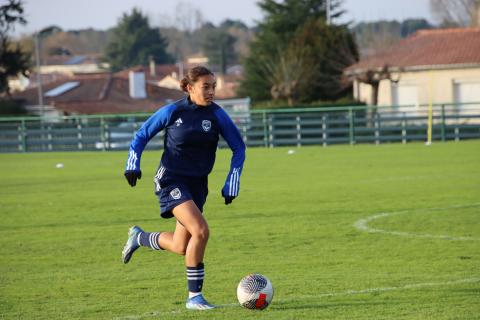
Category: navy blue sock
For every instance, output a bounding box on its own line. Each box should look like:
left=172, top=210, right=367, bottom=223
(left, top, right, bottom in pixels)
left=187, top=263, right=205, bottom=293
left=138, top=232, right=162, bottom=250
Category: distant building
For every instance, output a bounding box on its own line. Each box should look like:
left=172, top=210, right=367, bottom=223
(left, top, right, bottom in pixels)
left=40, top=54, right=109, bottom=75
left=186, top=54, right=209, bottom=66
left=8, top=54, right=109, bottom=92
left=345, top=28, right=480, bottom=108
left=11, top=71, right=184, bottom=116
left=157, top=75, right=181, bottom=90
left=117, top=64, right=181, bottom=82
left=215, top=74, right=243, bottom=99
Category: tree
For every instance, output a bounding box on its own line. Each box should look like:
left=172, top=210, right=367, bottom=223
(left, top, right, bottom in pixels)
left=104, top=8, right=173, bottom=71
left=353, top=19, right=434, bottom=57
left=239, top=0, right=357, bottom=104
left=259, top=41, right=317, bottom=106
left=173, top=1, right=204, bottom=33
left=430, top=0, right=480, bottom=27
left=202, top=28, right=237, bottom=74
left=0, top=0, right=30, bottom=95
left=400, top=19, right=433, bottom=37
left=299, top=19, right=358, bottom=102
left=354, top=65, right=401, bottom=106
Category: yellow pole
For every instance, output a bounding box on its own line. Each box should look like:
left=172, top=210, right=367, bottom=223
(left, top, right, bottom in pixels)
left=426, top=71, right=433, bottom=145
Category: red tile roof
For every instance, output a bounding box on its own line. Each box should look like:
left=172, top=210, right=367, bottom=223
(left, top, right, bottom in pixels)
left=12, top=72, right=185, bottom=115
left=345, top=28, right=480, bottom=74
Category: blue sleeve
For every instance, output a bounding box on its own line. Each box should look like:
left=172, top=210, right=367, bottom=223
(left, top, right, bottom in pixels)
left=125, top=103, right=176, bottom=171
left=214, top=107, right=246, bottom=197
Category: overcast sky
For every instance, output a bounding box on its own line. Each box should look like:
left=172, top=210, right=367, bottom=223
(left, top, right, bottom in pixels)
left=11, top=0, right=434, bottom=36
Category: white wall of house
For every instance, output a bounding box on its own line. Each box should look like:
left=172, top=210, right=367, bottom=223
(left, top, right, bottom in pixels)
left=156, top=75, right=181, bottom=90
left=354, top=67, right=480, bottom=107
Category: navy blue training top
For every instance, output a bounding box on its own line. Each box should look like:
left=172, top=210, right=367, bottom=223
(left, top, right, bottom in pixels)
left=125, top=96, right=246, bottom=197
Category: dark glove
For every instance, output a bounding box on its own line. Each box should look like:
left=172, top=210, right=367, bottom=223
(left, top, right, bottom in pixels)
left=221, top=190, right=236, bottom=205
left=124, top=170, right=142, bottom=187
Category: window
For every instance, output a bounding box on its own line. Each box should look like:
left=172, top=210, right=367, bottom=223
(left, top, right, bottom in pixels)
left=454, top=81, right=480, bottom=106
left=392, top=82, right=418, bottom=107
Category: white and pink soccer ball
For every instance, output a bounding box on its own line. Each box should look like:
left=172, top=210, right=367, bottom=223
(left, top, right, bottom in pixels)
left=237, top=273, right=274, bottom=310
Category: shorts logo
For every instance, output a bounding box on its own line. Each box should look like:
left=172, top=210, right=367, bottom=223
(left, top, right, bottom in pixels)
left=170, top=188, right=182, bottom=200
left=202, top=120, right=211, bottom=132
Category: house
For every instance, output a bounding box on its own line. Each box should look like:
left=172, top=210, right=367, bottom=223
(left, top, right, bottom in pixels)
left=12, top=71, right=185, bottom=116
left=135, top=62, right=243, bottom=99
left=215, top=74, right=243, bottom=99
left=8, top=54, right=108, bottom=92
left=39, top=54, right=109, bottom=75
left=157, top=74, right=181, bottom=90
left=116, top=63, right=181, bottom=83
left=345, top=28, right=480, bottom=108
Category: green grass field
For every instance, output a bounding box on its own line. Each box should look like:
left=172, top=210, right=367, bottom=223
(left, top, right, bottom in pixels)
left=1, top=141, right=479, bottom=319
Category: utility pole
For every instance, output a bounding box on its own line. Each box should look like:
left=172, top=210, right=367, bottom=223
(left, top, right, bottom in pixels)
left=177, top=60, right=184, bottom=80
left=326, top=0, right=331, bottom=25
left=34, top=31, right=44, bottom=116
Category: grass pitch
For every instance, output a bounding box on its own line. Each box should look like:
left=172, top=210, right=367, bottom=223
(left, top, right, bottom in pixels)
left=1, top=141, right=479, bottom=319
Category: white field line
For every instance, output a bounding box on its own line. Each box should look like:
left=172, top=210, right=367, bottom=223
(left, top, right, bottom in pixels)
left=114, top=203, right=480, bottom=320
left=112, top=277, right=480, bottom=320
left=354, top=203, right=480, bottom=241
left=297, top=277, right=480, bottom=299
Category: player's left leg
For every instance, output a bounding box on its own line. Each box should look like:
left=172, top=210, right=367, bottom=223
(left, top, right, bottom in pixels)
left=122, top=226, right=143, bottom=264
left=122, top=225, right=163, bottom=264
left=158, top=220, right=191, bottom=255
left=172, top=200, right=215, bottom=310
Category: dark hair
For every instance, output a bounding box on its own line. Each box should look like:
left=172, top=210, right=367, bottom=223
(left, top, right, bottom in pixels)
left=180, top=66, right=214, bottom=93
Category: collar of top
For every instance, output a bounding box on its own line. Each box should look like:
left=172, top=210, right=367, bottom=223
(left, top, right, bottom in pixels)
left=185, top=96, right=212, bottom=110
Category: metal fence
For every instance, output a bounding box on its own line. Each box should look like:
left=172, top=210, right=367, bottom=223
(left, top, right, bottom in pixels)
left=1, top=103, right=479, bottom=153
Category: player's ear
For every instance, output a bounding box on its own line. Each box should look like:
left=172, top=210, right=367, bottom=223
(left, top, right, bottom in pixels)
left=187, top=83, right=195, bottom=94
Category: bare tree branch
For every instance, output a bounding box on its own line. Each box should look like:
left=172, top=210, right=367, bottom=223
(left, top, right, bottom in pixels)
left=430, top=0, right=480, bottom=27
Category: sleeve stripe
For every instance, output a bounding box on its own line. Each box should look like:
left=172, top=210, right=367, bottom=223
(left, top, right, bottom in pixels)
left=233, top=170, right=239, bottom=196
left=126, top=151, right=132, bottom=170
left=228, top=168, right=240, bottom=197
left=229, top=169, right=234, bottom=196
left=126, top=150, right=138, bottom=171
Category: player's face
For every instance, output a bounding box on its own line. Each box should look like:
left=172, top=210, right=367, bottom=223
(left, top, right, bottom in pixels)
left=188, top=74, right=216, bottom=106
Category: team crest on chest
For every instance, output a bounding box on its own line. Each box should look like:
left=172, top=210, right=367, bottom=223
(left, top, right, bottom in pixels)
left=202, top=120, right=212, bottom=132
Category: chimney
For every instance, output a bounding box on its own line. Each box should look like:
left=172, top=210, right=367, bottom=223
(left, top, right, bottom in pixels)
left=149, top=56, right=156, bottom=76
left=129, top=71, right=147, bottom=99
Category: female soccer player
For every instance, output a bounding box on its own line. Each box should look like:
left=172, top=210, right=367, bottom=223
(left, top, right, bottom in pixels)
left=121, top=66, right=246, bottom=310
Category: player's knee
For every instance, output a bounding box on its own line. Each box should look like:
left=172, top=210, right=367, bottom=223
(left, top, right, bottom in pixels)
left=176, top=246, right=187, bottom=256
left=172, top=243, right=187, bottom=256
left=194, top=225, right=209, bottom=242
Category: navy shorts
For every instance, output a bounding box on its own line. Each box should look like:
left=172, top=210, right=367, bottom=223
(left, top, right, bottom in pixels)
left=153, top=166, right=208, bottom=219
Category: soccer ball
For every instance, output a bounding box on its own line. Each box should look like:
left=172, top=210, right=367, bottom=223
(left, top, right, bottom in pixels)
left=237, top=273, right=274, bottom=310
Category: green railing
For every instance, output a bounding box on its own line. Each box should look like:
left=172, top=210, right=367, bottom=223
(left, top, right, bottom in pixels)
left=1, top=103, right=479, bottom=152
